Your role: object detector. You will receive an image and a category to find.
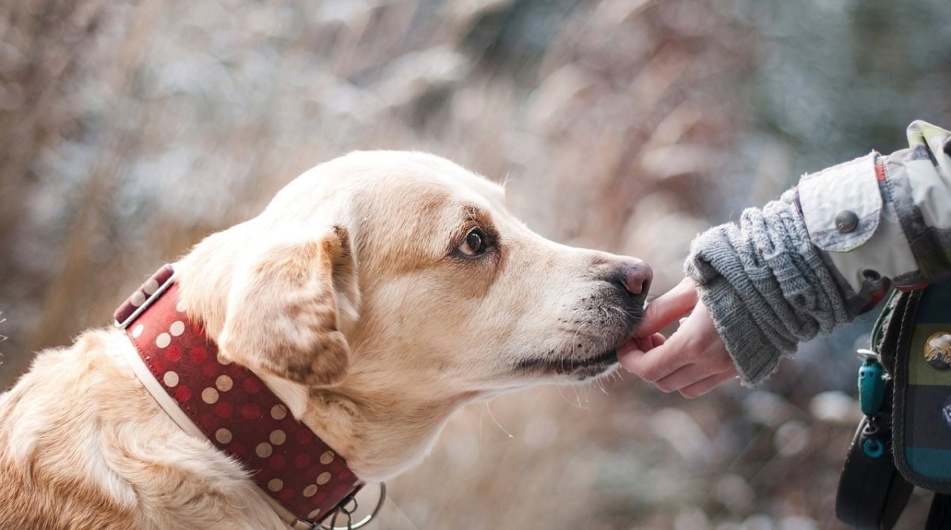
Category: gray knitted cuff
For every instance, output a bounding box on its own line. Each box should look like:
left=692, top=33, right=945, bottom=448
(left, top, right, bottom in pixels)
left=685, top=191, right=853, bottom=386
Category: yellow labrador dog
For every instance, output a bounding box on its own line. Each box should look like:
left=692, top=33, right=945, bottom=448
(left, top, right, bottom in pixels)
left=0, top=151, right=651, bottom=530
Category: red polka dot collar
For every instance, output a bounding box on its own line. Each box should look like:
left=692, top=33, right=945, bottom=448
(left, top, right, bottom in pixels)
left=114, top=265, right=363, bottom=529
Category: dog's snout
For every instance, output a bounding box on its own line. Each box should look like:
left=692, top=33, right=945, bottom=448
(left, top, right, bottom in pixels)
left=617, top=260, right=652, bottom=302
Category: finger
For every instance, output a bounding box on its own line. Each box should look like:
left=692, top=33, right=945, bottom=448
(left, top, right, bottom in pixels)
left=618, top=341, right=690, bottom=383
left=635, top=336, right=654, bottom=352
left=635, top=332, right=666, bottom=353
left=678, top=370, right=738, bottom=399
left=654, top=359, right=732, bottom=392
left=652, top=347, right=736, bottom=393
left=634, top=278, right=699, bottom=337
left=618, top=331, right=666, bottom=359
left=617, top=346, right=646, bottom=373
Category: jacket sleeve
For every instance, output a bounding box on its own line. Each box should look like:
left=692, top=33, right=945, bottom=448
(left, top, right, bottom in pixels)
left=685, top=121, right=951, bottom=386
left=804, top=121, right=951, bottom=310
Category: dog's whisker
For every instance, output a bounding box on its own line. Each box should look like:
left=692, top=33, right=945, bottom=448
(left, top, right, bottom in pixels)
left=483, top=401, right=514, bottom=439
left=555, top=385, right=582, bottom=409
left=477, top=404, right=487, bottom=448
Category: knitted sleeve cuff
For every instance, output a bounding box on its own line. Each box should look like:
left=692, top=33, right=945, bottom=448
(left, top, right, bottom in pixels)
left=686, top=227, right=790, bottom=386
left=685, top=192, right=853, bottom=386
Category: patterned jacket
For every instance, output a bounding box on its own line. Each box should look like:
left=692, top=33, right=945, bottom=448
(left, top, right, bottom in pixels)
left=687, top=121, right=951, bottom=385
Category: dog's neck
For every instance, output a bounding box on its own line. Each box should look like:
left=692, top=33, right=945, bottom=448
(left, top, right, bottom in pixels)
left=118, top=270, right=369, bottom=527
left=215, top=352, right=473, bottom=482
left=300, top=381, right=476, bottom=482
left=175, top=245, right=471, bottom=483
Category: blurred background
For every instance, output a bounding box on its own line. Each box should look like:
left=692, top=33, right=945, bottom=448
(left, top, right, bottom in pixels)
left=1, top=0, right=950, bottom=528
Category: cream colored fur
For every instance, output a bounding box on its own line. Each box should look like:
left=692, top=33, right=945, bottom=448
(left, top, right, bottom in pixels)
left=0, top=151, right=649, bottom=529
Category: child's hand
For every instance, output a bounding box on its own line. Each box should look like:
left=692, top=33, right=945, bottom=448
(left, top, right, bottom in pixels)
left=618, top=278, right=738, bottom=398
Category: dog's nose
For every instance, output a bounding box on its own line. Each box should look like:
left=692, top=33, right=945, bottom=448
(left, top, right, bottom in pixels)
left=618, top=260, right=652, bottom=303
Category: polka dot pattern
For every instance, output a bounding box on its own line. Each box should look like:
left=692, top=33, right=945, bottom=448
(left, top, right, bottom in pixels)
left=256, top=442, right=273, bottom=458
left=216, top=428, right=233, bottom=444
left=202, top=387, right=219, bottom=404
left=216, top=375, right=233, bottom=392
left=121, top=272, right=362, bottom=525
left=163, top=371, right=179, bottom=387
left=130, top=291, right=146, bottom=307
left=143, top=277, right=160, bottom=295
left=113, top=265, right=174, bottom=326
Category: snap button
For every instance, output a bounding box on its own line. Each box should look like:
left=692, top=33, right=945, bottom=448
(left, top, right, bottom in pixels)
left=924, top=332, right=951, bottom=370
left=835, top=210, right=859, bottom=233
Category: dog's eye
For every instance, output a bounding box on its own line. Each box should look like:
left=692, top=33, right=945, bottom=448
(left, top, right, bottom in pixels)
left=458, top=228, right=489, bottom=257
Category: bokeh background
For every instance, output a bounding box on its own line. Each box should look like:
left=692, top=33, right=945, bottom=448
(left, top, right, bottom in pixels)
left=2, top=0, right=950, bottom=528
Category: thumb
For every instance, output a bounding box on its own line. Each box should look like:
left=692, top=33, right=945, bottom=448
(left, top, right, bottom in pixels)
left=633, top=277, right=699, bottom=337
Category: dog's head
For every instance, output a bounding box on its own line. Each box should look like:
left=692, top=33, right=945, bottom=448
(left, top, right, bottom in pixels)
left=177, top=151, right=650, bottom=478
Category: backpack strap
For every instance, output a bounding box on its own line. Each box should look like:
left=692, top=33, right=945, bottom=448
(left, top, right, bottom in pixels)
left=927, top=493, right=951, bottom=530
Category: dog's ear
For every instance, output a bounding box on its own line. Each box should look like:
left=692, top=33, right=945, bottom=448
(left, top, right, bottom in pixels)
left=218, top=226, right=359, bottom=387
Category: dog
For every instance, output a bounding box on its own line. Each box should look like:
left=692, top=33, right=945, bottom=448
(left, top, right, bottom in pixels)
left=0, top=151, right=651, bottom=530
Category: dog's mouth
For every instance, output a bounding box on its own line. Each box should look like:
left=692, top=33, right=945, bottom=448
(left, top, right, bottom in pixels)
left=516, top=348, right=620, bottom=380
left=512, top=292, right=643, bottom=382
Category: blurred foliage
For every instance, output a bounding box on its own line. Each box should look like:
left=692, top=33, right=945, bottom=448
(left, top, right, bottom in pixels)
left=744, top=0, right=951, bottom=169
left=0, top=0, right=949, bottom=528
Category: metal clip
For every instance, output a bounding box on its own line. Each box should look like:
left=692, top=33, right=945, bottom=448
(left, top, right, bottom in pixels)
left=321, top=483, right=386, bottom=530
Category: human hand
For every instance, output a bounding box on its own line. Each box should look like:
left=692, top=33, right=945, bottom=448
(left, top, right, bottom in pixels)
left=618, top=278, right=739, bottom=398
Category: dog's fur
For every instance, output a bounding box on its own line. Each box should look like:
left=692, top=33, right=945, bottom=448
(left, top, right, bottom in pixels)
left=0, top=151, right=650, bottom=530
